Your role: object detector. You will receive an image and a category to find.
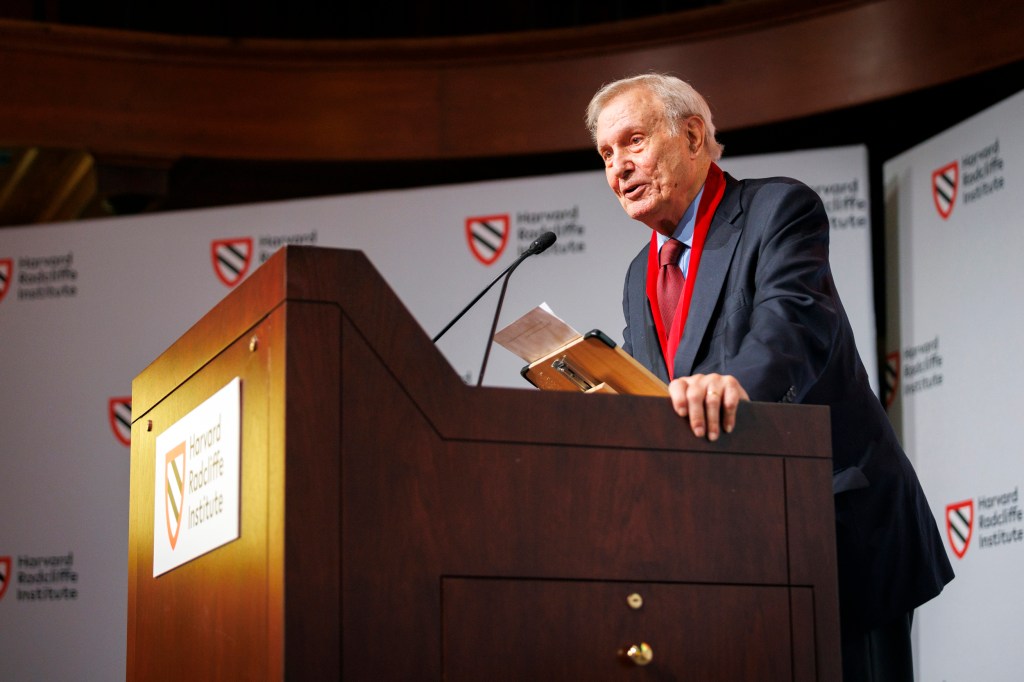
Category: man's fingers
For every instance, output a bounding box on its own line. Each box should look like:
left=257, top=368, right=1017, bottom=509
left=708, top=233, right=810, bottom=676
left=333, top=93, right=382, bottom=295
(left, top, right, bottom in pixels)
left=687, top=383, right=707, bottom=438
left=668, top=378, right=707, bottom=437
left=669, top=374, right=750, bottom=441
left=669, top=377, right=690, bottom=416
left=704, top=387, right=723, bottom=441
left=721, top=383, right=749, bottom=434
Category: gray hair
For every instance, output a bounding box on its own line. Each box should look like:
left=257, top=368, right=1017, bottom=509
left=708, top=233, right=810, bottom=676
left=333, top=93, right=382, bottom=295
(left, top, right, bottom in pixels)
left=585, top=73, right=724, bottom=161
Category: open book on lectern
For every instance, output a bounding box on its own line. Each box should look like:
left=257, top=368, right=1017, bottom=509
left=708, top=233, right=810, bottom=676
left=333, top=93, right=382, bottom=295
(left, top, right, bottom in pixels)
left=494, top=303, right=669, bottom=397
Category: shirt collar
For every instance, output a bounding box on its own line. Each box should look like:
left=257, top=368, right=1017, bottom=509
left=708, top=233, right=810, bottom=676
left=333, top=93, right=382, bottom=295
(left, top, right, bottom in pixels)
left=656, top=183, right=705, bottom=251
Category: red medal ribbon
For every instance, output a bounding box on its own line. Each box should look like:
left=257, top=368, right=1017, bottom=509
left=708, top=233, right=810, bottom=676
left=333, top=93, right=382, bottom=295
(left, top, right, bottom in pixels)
left=644, top=162, right=726, bottom=378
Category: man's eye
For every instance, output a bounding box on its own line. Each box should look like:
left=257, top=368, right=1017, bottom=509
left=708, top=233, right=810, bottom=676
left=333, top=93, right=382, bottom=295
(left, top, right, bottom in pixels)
left=631, top=136, right=644, bottom=146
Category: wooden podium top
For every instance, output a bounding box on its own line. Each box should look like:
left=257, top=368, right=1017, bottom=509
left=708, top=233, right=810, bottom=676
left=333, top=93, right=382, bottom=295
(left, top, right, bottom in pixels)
left=133, top=245, right=832, bottom=460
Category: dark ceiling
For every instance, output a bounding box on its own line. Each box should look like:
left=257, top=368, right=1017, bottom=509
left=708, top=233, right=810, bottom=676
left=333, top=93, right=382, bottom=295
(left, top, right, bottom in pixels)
left=2, top=1, right=1022, bottom=229
left=2, top=1, right=720, bottom=39
left=0, top=0, right=728, bottom=227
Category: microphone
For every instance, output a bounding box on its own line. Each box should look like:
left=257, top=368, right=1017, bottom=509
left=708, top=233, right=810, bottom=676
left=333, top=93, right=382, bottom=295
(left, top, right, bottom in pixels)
left=431, top=231, right=557, bottom=383
left=522, top=230, right=557, bottom=257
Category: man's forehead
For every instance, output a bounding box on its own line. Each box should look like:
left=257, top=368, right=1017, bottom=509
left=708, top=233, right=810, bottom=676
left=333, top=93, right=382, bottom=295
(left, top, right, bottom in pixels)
left=597, top=88, right=665, bottom=136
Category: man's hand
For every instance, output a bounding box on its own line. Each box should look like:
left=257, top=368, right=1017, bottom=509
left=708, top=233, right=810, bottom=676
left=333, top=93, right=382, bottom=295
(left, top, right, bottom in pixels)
left=668, top=373, right=749, bottom=441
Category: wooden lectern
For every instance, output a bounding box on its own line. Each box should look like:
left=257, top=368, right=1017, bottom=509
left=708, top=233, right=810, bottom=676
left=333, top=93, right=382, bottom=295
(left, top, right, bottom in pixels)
left=128, top=246, right=840, bottom=680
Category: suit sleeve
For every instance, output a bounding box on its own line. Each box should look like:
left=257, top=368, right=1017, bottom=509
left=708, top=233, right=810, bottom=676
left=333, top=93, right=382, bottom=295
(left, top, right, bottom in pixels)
left=620, top=244, right=649, bottom=360
left=721, top=182, right=842, bottom=404
left=621, top=256, right=637, bottom=357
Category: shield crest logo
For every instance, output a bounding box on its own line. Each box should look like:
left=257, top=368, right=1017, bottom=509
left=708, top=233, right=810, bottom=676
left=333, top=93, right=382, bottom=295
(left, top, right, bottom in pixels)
left=165, top=443, right=187, bottom=550
left=883, top=350, right=900, bottom=410
left=945, top=499, right=974, bottom=559
left=932, top=161, right=958, bottom=220
left=0, top=258, right=12, bottom=304
left=465, top=215, right=510, bottom=265
left=211, top=237, right=254, bottom=287
left=108, top=397, right=132, bottom=447
left=0, top=556, right=11, bottom=601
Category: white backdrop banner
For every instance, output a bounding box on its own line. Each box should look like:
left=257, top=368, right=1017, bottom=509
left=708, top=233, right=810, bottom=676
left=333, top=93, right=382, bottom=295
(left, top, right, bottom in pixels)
left=0, top=145, right=874, bottom=678
left=884, top=90, right=1024, bottom=681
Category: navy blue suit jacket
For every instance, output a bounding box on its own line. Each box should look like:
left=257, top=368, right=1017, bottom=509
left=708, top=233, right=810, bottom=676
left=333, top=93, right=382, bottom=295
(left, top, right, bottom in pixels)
left=621, top=173, right=953, bottom=628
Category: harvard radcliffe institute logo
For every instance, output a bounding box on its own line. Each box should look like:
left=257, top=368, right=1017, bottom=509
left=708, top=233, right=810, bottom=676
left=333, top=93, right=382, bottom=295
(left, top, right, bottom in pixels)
left=108, top=397, right=132, bottom=447
left=0, top=556, right=10, bottom=601
left=932, top=161, right=959, bottom=220
left=465, top=214, right=510, bottom=265
left=946, top=499, right=974, bottom=559
left=0, top=258, right=12, bottom=304
left=165, top=443, right=187, bottom=550
left=883, top=350, right=900, bottom=410
left=211, top=238, right=254, bottom=287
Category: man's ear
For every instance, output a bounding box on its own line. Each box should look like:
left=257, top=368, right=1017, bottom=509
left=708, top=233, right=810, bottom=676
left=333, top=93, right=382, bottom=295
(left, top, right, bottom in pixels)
left=685, top=116, right=705, bottom=155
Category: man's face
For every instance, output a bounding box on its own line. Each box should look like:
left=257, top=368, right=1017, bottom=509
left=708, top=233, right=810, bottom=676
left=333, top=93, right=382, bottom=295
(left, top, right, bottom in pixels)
left=594, top=87, right=706, bottom=236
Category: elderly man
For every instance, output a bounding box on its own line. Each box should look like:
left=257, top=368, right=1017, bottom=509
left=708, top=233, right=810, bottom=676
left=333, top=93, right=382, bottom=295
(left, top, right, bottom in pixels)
left=587, top=73, right=953, bottom=680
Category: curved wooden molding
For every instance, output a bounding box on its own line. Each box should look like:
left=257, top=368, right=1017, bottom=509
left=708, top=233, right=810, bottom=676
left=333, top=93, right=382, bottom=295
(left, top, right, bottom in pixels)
left=0, top=0, right=1022, bottom=162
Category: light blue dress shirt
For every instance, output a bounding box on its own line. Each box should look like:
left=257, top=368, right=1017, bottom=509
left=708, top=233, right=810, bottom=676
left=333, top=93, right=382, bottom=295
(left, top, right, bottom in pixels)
left=655, top=184, right=705, bottom=278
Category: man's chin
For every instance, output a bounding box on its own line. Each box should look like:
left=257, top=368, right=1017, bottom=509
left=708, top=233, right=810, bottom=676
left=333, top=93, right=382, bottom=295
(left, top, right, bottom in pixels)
left=623, top=203, right=660, bottom=230
left=622, top=201, right=650, bottom=221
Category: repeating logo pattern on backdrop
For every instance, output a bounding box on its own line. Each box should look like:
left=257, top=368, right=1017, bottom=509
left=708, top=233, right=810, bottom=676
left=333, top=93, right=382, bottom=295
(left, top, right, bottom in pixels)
left=165, top=443, right=187, bottom=550
left=931, top=161, right=958, bottom=219
left=463, top=207, right=588, bottom=269
left=108, top=397, right=132, bottom=447
left=211, top=238, right=253, bottom=287
left=465, top=215, right=510, bottom=265
left=0, top=553, right=79, bottom=603
left=946, top=499, right=974, bottom=559
left=0, top=252, right=78, bottom=302
left=0, top=258, right=11, bottom=304
left=883, top=350, right=900, bottom=410
left=0, top=556, right=10, bottom=602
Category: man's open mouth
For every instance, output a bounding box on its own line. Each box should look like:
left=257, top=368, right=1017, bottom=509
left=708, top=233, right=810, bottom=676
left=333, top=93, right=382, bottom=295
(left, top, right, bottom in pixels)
left=623, top=182, right=645, bottom=199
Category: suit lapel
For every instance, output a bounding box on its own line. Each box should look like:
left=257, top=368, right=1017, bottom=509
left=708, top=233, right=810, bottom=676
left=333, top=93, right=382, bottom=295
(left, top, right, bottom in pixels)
left=674, top=177, right=743, bottom=377
left=628, top=244, right=671, bottom=382
left=642, top=305, right=671, bottom=382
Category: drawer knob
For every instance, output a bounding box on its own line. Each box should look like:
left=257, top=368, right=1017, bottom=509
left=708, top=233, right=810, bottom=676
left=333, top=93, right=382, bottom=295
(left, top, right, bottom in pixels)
left=625, top=642, right=653, bottom=666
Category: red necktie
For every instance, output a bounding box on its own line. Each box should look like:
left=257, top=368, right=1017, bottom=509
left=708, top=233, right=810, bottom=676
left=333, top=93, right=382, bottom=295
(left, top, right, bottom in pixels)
left=657, top=238, right=686, bottom=330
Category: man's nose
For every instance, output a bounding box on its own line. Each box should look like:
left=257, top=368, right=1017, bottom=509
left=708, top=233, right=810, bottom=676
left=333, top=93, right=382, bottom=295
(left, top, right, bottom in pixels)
left=610, top=152, right=633, bottom=178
